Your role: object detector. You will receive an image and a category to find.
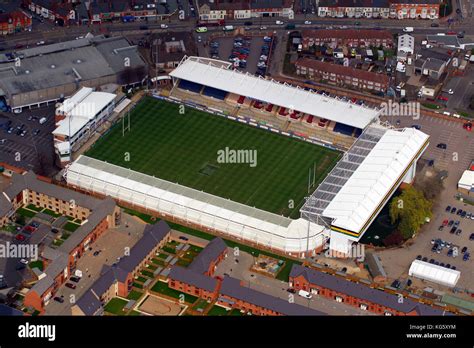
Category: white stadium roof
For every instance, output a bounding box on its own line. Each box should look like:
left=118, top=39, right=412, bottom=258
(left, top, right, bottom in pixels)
left=53, top=91, right=116, bottom=137
left=170, top=56, right=380, bottom=129
left=302, top=124, right=429, bottom=237
left=409, top=260, right=460, bottom=288
left=66, top=156, right=327, bottom=254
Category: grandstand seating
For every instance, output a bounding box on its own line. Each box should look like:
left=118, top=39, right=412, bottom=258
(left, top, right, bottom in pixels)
left=333, top=122, right=356, bottom=136
left=306, top=115, right=314, bottom=124
left=265, top=104, right=273, bottom=112
left=253, top=101, right=264, bottom=109
left=178, top=80, right=203, bottom=93
left=202, top=86, right=228, bottom=100
left=354, top=128, right=363, bottom=138
left=279, top=107, right=288, bottom=116
left=238, top=95, right=245, bottom=104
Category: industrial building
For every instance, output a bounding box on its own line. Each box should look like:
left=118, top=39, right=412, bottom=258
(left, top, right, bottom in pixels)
left=0, top=34, right=147, bottom=110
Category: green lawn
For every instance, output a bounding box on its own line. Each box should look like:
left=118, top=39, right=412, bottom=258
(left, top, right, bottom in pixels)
left=127, top=290, right=143, bottom=301
left=42, top=209, right=61, bottom=218
left=104, top=298, right=128, bottom=315
left=63, top=222, right=81, bottom=232
left=86, top=97, right=340, bottom=218
left=16, top=208, right=36, bottom=219
left=140, top=270, right=154, bottom=278
left=122, top=207, right=158, bottom=224
left=150, top=281, right=197, bottom=304
left=26, top=204, right=42, bottom=212
left=29, top=260, right=44, bottom=271
left=208, top=305, right=230, bottom=316
left=135, top=276, right=147, bottom=283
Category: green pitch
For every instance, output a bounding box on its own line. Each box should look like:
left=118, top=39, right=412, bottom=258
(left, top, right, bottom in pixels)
left=86, top=97, right=341, bottom=218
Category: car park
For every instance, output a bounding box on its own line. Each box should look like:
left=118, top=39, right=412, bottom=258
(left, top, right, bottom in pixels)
left=65, top=283, right=76, bottom=289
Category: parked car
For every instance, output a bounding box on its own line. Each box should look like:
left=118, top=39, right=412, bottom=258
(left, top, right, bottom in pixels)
left=445, top=205, right=451, bottom=212
left=461, top=246, right=468, bottom=253
left=436, top=143, right=447, bottom=149
left=450, top=207, right=456, bottom=214
left=65, top=283, right=76, bottom=289
left=70, top=276, right=81, bottom=283
left=53, top=296, right=64, bottom=303
left=416, top=255, right=422, bottom=260
left=15, top=234, right=26, bottom=241
left=463, top=252, right=470, bottom=261
left=286, top=288, right=296, bottom=294
left=391, top=280, right=401, bottom=288
left=470, top=233, right=474, bottom=240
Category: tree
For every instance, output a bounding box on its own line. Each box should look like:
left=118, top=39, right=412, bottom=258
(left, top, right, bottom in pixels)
left=383, top=230, right=404, bottom=247
left=414, top=174, right=444, bottom=201
left=389, top=186, right=432, bottom=240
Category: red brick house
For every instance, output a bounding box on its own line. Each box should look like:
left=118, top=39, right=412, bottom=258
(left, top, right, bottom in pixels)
left=289, top=264, right=447, bottom=316
left=0, top=10, right=32, bottom=35
left=301, top=29, right=394, bottom=49
left=295, top=58, right=390, bottom=93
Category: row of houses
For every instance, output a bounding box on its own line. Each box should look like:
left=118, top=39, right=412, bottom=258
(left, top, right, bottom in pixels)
left=295, top=58, right=390, bottom=92
left=301, top=29, right=394, bottom=49
left=23, top=0, right=179, bottom=26
left=0, top=9, right=32, bottom=36
left=0, top=170, right=120, bottom=313
left=72, top=221, right=171, bottom=315
left=168, top=238, right=325, bottom=316
left=289, top=264, right=449, bottom=316
left=318, top=0, right=441, bottom=19
left=5, top=0, right=441, bottom=29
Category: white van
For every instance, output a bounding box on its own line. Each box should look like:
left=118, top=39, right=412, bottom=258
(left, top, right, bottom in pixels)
left=298, top=289, right=312, bottom=299
left=403, top=27, right=414, bottom=32
left=39, top=117, right=47, bottom=124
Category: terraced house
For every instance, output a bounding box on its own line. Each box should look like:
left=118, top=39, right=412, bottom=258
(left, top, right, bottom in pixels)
left=72, top=221, right=171, bottom=315
left=317, top=0, right=440, bottom=19
left=0, top=171, right=120, bottom=313
left=289, top=265, right=449, bottom=316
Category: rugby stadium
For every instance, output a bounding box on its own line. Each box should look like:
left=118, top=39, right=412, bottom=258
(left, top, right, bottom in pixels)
left=66, top=56, right=429, bottom=258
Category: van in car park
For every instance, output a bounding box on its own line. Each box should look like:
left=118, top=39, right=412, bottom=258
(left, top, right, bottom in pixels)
left=39, top=117, right=47, bottom=124
left=298, top=289, right=312, bottom=299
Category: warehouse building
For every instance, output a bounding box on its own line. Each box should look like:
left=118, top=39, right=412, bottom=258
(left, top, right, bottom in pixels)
left=0, top=35, right=147, bottom=111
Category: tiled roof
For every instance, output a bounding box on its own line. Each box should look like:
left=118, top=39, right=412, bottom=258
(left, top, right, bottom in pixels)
left=290, top=265, right=446, bottom=315
left=169, top=266, right=218, bottom=292
left=188, top=237, right=227, bottom=274
left=220, top=276, right=325, bottom=316
left=117, top=220, right=171, bottom=273
left=296, top=58, right=390, bottom=86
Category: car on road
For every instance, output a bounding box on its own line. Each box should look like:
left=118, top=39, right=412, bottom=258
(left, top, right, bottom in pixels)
left=53, top=296, right=64, bottom=303
left=19, top=259, right=28, bottom=265
left=286, top=288, right=296, bottom=294
left=260, top=26, right=267, bottom=30
left=93, top=250, right=101, bottom=256
left=463, top=122, right=472, bottom=131
left=160, top=24, right=168, bottom=29
left=51, top=228, right=59, bottom=234
left=179, top=236, right=189, bottom=241
left=195, top=27, right=207, bottom=33
left=298, top=289, right=312, bottom=299
left=36, top=41, right=45, bottom=46
left=65, top=283, right=76, bottom=289
left=275, top=20, right=284, bottom=25
left=304, top=20, right=312, bottom=25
